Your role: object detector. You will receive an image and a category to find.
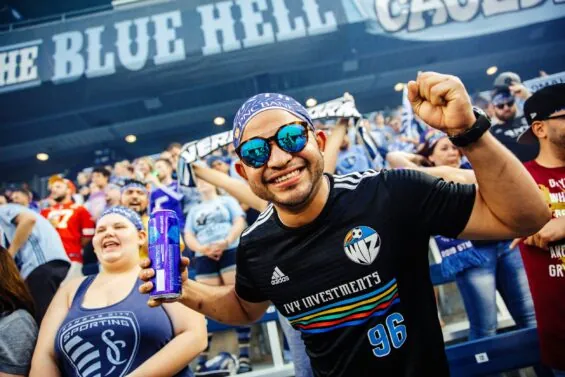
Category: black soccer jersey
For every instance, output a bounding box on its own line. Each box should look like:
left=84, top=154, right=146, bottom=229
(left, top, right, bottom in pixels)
left=236, top=169, right=476, bottom=377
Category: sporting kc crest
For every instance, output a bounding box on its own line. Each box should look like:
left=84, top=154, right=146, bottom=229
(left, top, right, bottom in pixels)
left=58, top=312, right=140, bottom=377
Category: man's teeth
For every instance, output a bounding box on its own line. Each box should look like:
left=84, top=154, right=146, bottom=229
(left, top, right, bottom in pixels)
left=274, top=169, right=300, bottom=184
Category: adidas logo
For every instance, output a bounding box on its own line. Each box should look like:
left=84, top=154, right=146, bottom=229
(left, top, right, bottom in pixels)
left=271, top=266, right=289, bottom=285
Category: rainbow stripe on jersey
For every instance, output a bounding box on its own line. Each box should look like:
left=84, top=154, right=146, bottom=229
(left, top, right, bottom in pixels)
left=288, top=279, right=400, bottom=334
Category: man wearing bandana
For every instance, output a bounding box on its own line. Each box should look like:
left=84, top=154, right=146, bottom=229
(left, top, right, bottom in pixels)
left=490, top=72, right=539, bottom=162
left=140, top=73, right=551, bottom=377
left=121, top=179, right=151, bottom=259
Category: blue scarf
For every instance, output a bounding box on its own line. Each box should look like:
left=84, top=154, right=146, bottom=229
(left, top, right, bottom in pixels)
left=434, top=236, right=487, bottom=279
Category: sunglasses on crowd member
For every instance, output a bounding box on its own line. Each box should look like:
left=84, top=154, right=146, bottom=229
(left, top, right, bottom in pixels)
left=236, top=121, right=309, bottom=168
left=495, top=100, right=515, bottom=110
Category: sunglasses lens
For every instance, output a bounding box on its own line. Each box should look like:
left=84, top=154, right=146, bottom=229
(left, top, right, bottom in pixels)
left=496, top=100, right=515, bottom=109
left=240, top=139, right=270, bottom=168
left=277, top=124, right=308, bottom=153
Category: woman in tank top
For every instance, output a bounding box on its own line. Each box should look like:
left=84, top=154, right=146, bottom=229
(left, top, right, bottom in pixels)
left=30, top=206, right=207, bottom=377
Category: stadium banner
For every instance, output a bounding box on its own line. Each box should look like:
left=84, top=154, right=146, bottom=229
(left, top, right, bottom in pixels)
left=476, top=70, right=565, bottom=101
left=307, top=94, right=361, bottom=120
left=524, top=71, right=565, bottom=92
left=0, top=0, right=563, bottom=94
left=177, top=131, right=233, bottom=187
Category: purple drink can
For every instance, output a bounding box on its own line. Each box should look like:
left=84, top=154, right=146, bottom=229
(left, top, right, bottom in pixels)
left=148, top=209, right=182, bottom=299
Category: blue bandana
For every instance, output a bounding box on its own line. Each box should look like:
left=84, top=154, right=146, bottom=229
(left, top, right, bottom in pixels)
left=121, top=180, right=147, bottom=194
left=232, top=93, right=315, bottom=149
left=492, top=91, right=513, bottom=105
left=99, top=206, right=144, bottom=231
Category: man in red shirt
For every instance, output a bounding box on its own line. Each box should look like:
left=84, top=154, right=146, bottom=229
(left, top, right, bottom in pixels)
left=516, top=83, right=565, bottom=376
left=41, top=177, right=95, bottom=278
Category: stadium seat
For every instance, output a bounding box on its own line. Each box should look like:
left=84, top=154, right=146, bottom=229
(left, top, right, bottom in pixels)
left=446, top=327, right=547, bottom=376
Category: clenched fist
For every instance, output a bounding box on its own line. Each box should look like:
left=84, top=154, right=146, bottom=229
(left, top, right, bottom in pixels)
left=407, top=72, right=476, bottom=136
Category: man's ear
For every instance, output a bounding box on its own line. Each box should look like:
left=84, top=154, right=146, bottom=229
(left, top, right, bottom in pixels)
left=315, top=130, right=327, bottom=153
left=234, top=160, right=249, bottom=181
left=531, top=121, right=546, bottom=140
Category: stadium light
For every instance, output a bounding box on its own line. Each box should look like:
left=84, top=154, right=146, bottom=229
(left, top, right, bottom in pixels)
left=306, top=98, right=318, bottom=107
left=394, top=83, right=405, bottom=92
left=486, top=66, right=498, bottom=76
left=214, top=117, right=226, bottom=126
left=36, top=153, right=49, bottom=161
left=125, top=135, right=137, bottom=143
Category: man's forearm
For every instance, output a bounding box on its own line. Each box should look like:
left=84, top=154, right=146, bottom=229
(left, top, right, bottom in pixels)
left=193, top=165, right=268, bottom=212
left=226, top=217, right=246, bottom=245
left=179, top=280, right=256, bottom=325
left=8, top=216, right=36, bottom=257
left=323, top=123, right=347, bottom=174
left=461, top=132, right=550, bottom=233
left=386, top=151, right=419, bottom=168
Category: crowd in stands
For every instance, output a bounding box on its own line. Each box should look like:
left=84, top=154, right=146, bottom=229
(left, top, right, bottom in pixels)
left=1, top=70, right=564, bottom=377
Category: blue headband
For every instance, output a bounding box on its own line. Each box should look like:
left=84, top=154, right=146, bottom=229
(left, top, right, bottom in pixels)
left=99, top=206, right=144, bottom=231
left=492, top=91, right=513, bottom=105
left=232, top=93, right=315, bottom=149
left=121, top=181, right=147, bottom=195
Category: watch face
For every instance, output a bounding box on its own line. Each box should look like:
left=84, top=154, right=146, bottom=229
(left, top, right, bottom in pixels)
left=473, top=106, right=490, bottom=122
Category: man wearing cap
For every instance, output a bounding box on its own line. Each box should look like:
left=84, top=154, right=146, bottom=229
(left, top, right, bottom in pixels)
left=514, top=83, right=565, bottom=376
left=140, top=72, right=551, bottom=376
left=41, top=177, right=95, bottom=279
left=490, top=71, right=539, bottom=162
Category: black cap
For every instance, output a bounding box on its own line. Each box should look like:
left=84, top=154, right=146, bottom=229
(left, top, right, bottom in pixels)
left=518, top=83, right=565, bottom=144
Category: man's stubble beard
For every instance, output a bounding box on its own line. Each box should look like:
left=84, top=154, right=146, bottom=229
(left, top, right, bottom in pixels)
left=53, top=194, right=66, bottom=203
left=249, top=153, right=325, bottom=212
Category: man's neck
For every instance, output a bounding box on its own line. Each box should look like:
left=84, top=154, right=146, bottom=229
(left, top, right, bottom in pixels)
left=161, top=176, right=173, bottom=186
left=276, top=176, right=330, bottom=228
left=536, top=143, right=565, bottom=168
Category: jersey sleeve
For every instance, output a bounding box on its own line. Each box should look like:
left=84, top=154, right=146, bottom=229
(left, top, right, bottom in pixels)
left=79, top=207, right=96, bottom=238
left=224, top=196, right=246, bottom=222
left=235, top=242, right=268, bottom=303
left=0, top=204, right=26, bottom=225
left=381, top=169, right=476, bottom=238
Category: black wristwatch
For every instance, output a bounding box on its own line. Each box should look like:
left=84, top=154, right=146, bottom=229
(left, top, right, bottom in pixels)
left=449, top=107, right=491, bottom=147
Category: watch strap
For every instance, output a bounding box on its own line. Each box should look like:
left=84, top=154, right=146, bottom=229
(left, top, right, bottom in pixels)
left=449, top=112, right=491, bottom=147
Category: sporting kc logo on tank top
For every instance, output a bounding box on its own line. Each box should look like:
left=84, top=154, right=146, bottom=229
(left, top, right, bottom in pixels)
left=58, top=311, right=140, bottom=377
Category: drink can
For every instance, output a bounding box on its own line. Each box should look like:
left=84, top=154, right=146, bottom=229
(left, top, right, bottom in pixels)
left=148, top=209, right=181, bottom=299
